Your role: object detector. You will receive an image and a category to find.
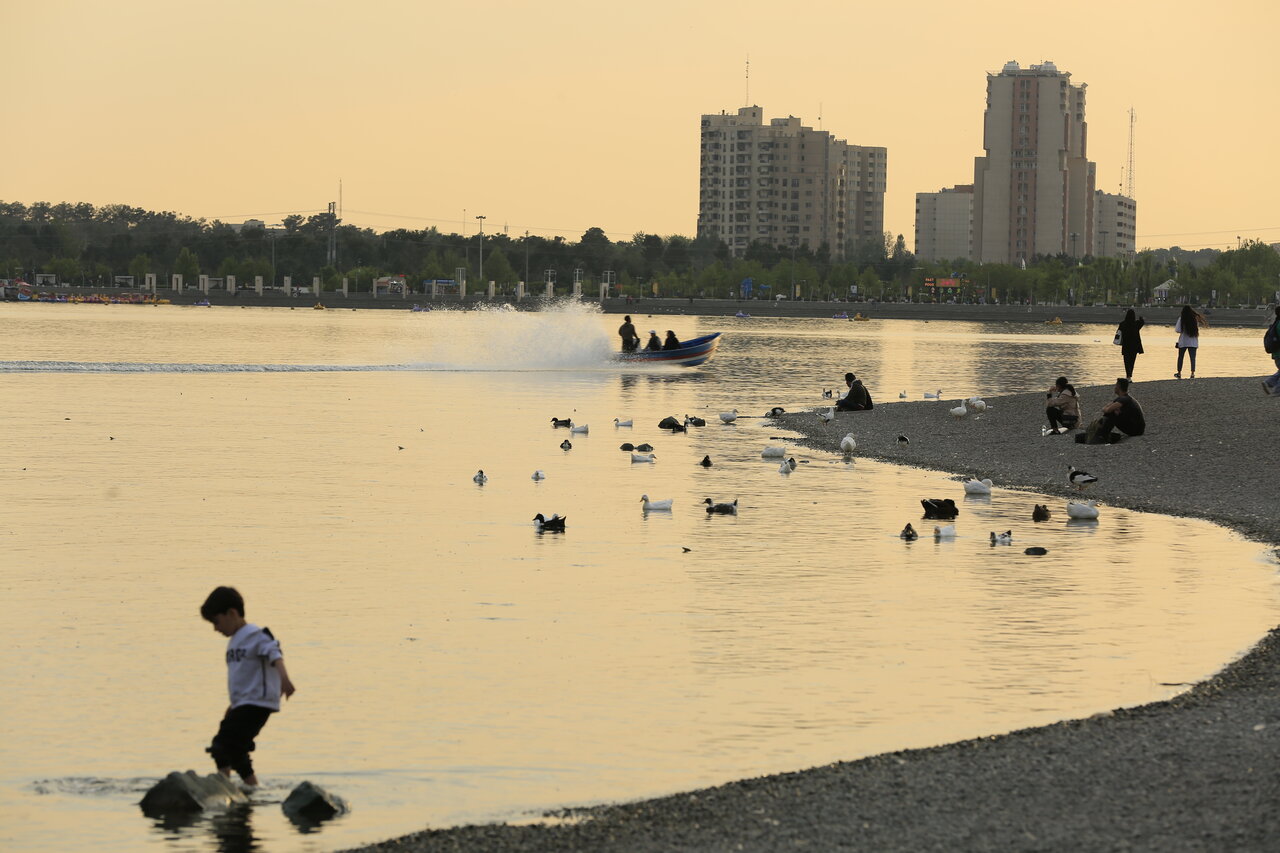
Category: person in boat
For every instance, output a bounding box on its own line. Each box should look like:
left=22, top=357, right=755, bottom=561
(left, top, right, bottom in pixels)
left=836, top=372, right=874, bottom=411
left=662, top=330, right=682, bottom=351
left=644, top=330, right=663, bottom=352
left=618, top=315, right=640, bottom=353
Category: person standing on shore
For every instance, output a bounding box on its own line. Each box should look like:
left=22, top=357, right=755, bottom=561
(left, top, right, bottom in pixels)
left=618, top=316, right=639, bottom=353
left=1263, top=305, right=1280, bottom=395
left=1174, top=305, right=1207, bottom=379
left=1117, top=308, right=1145, bottom=379
left=1045, top=376, right=1080, bottom=433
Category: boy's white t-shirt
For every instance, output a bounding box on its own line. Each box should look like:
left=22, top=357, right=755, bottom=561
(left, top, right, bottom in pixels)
left=225, top=623, right=283, bottom=711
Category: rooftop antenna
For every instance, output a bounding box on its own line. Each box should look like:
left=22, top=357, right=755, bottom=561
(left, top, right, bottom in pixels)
left=745, top=54, right=750, bottom=105
left=1125, top=107, right=1136, bottom=200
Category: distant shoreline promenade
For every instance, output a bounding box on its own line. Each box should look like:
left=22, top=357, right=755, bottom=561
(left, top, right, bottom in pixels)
left=9, top=286, right=1277, bottom=328
left=346, top=377, right=1280, bottom=852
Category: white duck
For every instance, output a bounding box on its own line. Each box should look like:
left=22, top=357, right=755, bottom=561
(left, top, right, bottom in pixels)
left=817, top=407, right=835, bottom=424
left=1066, top=500, right=1101, bottom=520
left=613, top=418, right=632, bottom=427
left=839, top=433, right=857, bottom=453
left=963, top=478, right=993, bottom=495
left=778, top=459, right=793, bottom=475
left=630, top=452, right=657, bottom=463
left=967, top=398, right=988, bottom=413
left=949, top=401, right=969, bottom=419
left=933, top=524, right=957, bottom=539
left=924, top=389, right=943, bottom=399
left=719, top=409, right=739, bottom=423
left=761, top=446, right=787, bottom=458
left=569, top=422, right=589, bottom=434
left=472, top=470, right=488, bottom=485
left=531, top=470, right=546, bottom=480
left=640, top=494, right=674, bottom=511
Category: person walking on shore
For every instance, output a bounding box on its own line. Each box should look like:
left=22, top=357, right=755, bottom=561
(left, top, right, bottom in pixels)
left=1263, top=305, right=1280, bottom=395
left=1174, top=305, right=1207, bottom=379
left=1117, top=308, right=1145, bottom=379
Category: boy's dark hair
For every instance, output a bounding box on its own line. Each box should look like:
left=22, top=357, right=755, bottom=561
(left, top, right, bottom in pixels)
left=201, top=586, right=244, bottom=621
left=1115, top=377, right=1131, bottom=392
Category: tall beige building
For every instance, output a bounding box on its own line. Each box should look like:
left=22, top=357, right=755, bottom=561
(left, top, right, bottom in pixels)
left=914, top=185, right=974, bottom=261
left=972, top=61, right=1096, bottom=264
left=698, top=106, right=885, bottom=258
left=1093, top=190, right=1137, bottom=258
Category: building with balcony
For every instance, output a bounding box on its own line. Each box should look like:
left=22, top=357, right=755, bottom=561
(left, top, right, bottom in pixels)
left=971, top=61, right=1096, bottom=264
left=697, top=106, right=885, bottom=258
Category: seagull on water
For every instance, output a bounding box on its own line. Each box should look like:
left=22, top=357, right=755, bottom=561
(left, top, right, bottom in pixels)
left=1068, top=466, right=1097, bottom=491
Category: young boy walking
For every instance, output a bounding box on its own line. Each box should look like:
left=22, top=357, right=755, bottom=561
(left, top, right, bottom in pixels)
left=200, top=586, right=296, bottom=792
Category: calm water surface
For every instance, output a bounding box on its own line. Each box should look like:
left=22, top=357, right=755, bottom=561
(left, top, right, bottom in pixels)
left=1, top=304, right=1276, bottom=852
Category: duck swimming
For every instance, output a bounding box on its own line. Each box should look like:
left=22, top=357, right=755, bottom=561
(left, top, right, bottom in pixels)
left=900, top=523, right=918, bottom=541
left=963, top=478, right=993, bottom=495
left=551, top=417, right=572, bottom=428
left=921, top=498, right=959, bottom=519
left=472, top=470, right=488, bottom=485
left=704, top=498, right=738, bottom=515
left=532, top=513, right=567, bottom=531
left=640, top=495, right=674, bottom=511
left=560, top=439, right=572, bottom=450
left=990, top=530, right=1013, bottom=545
left=1032, top=504, right=1051, bottom=521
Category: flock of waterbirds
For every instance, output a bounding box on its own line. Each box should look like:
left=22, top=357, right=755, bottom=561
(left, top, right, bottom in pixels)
left=468, top=388, right=1106, bottom=545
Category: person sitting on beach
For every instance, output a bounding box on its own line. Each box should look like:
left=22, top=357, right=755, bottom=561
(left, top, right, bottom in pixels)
left=618, top=316, right=640, bottom=353
left=1045, top=376, right=1081, bottom=434
left=836, top=372, right=874, bottom=411
left=1078, top=377, right=1145, bottom=444
left=662, top=330, right=682, bottom=351
left=644, top=330, right=663, bottom=352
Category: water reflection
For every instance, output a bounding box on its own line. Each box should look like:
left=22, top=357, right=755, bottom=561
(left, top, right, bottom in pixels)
left=1, top=305, right=1276, bottom=853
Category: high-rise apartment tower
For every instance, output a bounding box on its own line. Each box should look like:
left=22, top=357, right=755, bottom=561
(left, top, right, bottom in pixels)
left=971, top=61, right=1096, bottom=264
left=698, top=106, right=885, bottom=258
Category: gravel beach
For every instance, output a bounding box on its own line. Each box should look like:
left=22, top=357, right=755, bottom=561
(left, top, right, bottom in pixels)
left=347, top=376, right=1280, bottom=852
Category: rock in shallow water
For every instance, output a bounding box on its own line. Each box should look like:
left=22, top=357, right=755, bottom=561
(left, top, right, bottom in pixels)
left=139, top=770, right=248, bottom=814
left=282, top=780, right=350, bottom=822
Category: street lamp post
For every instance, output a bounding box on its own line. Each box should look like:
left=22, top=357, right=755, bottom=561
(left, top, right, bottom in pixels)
left=476, top=215, right=486, bottom=290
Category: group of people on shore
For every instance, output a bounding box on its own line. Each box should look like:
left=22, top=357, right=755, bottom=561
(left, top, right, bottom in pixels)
left=617, top=316, right=682, bottom=353
left=1113, top=304, right=1209, bottom=381
left=1044, top=375, right=1146, bottom=445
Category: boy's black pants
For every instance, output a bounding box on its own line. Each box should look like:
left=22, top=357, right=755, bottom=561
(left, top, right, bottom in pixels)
left=207, top=704, right=274, bottom=779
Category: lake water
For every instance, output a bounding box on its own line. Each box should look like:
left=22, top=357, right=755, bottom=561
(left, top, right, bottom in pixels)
left=1, top=303, right=1276, bottom=852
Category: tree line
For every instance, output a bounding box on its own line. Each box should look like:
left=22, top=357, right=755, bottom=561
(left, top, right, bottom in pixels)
left=1, top=200, right=1276, bottom=305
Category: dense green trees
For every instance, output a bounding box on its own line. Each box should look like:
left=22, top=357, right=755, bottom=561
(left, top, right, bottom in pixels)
left=1, top=199, right=1277, bottom=305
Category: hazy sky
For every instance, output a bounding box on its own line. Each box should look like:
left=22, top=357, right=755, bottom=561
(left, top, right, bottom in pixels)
left=4, top=0, right=1276, bottom=251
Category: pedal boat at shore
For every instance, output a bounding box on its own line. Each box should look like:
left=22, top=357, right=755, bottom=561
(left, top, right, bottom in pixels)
left=616, top=332, right=721, bottom=367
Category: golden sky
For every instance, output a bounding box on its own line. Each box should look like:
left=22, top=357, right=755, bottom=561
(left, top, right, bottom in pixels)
left=4, top=0, right=1276, bottom=251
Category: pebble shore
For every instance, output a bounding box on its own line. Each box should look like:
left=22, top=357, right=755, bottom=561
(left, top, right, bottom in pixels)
left=346, top=376, right=1280, bottom=852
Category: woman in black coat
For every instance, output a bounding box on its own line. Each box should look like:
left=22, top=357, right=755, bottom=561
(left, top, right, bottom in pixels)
left=1117, top=308, right=1145, bottom=379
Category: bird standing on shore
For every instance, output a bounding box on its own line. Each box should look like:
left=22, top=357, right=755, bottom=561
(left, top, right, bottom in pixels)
left=818, top=407, right=835, bottom=425
left=840, top=433, right=857, bottom=453
left=1068, top=466, right=1097, bottom=491
left=896, top=434, right=910, bottom=445
left=949, top=402, right=969, bottom=419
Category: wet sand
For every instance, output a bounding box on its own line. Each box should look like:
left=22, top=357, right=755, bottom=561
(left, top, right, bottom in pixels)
left=347, top=377, right=1280, bottom=852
